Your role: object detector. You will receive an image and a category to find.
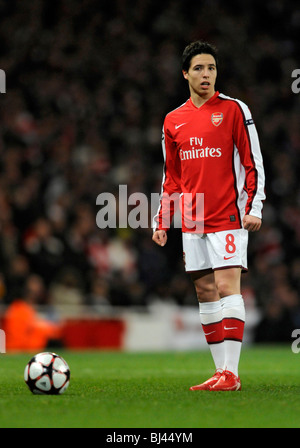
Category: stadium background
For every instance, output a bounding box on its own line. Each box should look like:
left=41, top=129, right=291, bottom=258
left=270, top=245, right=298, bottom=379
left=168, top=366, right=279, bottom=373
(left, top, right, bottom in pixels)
left=0, top=0, right=299, bottom=350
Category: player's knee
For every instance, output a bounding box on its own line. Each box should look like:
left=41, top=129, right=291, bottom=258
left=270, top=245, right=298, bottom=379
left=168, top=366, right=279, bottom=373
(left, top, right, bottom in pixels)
left=215, top=278, right=233, bottom=298
left=194, top=282, right=218, bottom=303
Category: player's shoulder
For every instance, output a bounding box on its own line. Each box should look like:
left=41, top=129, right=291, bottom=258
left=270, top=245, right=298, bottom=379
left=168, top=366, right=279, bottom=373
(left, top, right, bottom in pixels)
left=218, top=93, right=251, bottom=118
left=164, top=99, right=190, bottom=122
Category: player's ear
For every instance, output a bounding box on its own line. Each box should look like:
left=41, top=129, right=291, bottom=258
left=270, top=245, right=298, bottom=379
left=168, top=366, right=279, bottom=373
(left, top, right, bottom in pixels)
left=182, top=70, right=188, bottom=80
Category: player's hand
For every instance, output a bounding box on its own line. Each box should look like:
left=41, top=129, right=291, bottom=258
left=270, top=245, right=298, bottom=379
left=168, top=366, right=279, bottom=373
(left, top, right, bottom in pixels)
left=243, top=215, right=262, bottom=232
left=152, top=230, right=167, bottom=246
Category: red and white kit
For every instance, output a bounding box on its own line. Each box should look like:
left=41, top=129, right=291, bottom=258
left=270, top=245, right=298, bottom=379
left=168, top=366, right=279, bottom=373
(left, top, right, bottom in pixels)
left=154, top=91, right=265, bottom=233
left=153, top=91, right=265, bottom=271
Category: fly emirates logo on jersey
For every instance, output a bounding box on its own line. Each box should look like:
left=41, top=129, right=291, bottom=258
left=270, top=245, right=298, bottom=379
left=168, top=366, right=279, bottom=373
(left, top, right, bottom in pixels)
left=179, top=137, right=222, bottom=161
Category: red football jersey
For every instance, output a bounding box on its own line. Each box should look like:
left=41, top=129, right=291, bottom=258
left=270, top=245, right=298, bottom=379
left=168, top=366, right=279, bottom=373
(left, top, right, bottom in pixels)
left=153, top=91, right=265, bottom=233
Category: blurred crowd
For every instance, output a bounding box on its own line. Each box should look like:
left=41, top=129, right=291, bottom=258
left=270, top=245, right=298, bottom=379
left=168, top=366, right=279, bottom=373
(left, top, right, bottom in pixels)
left=0, top=0, right=299, bottom=342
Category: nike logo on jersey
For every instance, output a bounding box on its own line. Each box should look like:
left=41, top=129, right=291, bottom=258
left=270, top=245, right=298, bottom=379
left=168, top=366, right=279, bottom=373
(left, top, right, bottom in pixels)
left=175, top=123, right=187, bottom=129
left=203, top=330, right=216, bottom=336
left=224, top=326, right=238, bottom=330
left=224, top=255, right=235, bottom=260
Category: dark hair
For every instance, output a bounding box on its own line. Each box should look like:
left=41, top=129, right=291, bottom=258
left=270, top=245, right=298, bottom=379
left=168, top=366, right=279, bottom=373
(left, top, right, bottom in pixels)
left=182, top=41, right=218, bottom=72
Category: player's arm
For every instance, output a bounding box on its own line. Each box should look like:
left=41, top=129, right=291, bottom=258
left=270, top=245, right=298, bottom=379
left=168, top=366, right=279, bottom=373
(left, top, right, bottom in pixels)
left=152, top=120, right=181, bottom=246
left=233, top=103, right=266, bottom=232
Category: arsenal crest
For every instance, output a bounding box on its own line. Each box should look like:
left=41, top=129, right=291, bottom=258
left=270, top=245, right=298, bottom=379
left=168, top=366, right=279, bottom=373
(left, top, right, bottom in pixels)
left=211, top=112, right=223, bottom=126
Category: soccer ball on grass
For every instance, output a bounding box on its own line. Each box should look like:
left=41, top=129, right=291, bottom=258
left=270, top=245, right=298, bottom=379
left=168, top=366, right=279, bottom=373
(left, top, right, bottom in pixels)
left=24, top=352, right=70, bottom=395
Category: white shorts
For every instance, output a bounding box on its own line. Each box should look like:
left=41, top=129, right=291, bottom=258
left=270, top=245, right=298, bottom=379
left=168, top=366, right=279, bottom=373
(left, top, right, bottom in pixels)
left=182, top=229, right=248, bottom=272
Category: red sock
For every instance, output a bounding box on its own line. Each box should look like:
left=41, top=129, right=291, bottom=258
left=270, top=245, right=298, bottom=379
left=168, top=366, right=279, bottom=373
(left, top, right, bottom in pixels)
left=223, top=317, right=244, bottom=343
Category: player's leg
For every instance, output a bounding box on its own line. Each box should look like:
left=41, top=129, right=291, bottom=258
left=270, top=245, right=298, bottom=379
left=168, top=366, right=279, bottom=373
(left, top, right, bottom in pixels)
left=191, top=269, right=224, bottom=367
left=205, top=229, right=247, bottom=390
left=182, top=234, right=226, bottom=390
left=182, top=233, right=224, bottom=369
left=215, top=267, right=245, bottom=360
left=189, top=269, right=225, bottom=390
left=210, top=267, right=245, bottom=390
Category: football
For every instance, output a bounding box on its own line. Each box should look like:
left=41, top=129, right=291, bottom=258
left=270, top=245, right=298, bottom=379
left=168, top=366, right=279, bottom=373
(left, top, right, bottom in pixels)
left=24, top=352, right=70, bottom=395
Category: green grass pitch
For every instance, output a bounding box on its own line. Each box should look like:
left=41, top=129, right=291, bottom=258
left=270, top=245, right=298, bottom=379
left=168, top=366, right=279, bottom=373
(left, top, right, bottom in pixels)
left=0, top=345, right=300, bottom=428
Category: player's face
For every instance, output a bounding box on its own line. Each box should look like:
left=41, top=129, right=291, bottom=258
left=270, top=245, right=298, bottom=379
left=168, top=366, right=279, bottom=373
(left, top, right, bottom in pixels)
left=183, top=53, right=217, bottom=99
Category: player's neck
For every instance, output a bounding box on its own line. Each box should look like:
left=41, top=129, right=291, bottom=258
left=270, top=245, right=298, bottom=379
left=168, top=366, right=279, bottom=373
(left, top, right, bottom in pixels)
left=190, top=90, right=215, bottom=108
